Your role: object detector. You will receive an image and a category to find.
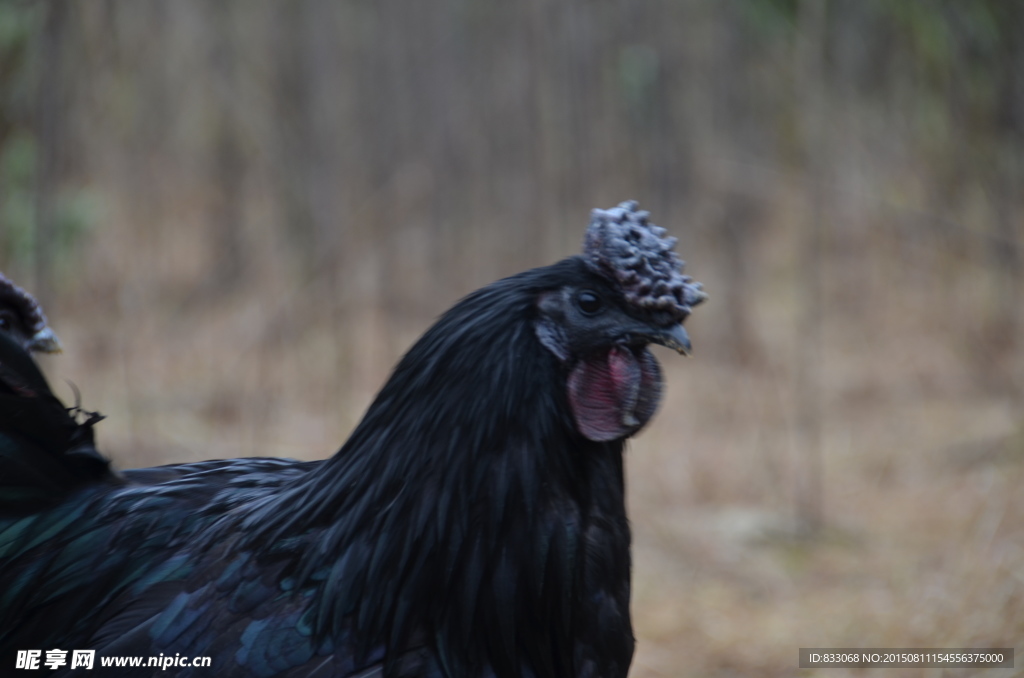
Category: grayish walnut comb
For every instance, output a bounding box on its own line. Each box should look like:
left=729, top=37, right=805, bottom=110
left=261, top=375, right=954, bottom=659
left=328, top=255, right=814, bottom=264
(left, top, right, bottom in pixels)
left=582, top=201, right=707, bottom=322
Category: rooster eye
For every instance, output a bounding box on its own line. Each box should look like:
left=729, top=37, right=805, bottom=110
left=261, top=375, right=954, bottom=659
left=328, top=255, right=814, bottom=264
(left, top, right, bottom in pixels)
left=576, top=290, right=603, bottom=315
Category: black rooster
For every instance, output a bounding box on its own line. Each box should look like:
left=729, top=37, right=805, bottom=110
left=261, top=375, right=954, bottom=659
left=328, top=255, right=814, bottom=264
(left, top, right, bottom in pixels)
left=0, top=202, right=705, bottom=677
left=0, top=273, right=108, bottom=534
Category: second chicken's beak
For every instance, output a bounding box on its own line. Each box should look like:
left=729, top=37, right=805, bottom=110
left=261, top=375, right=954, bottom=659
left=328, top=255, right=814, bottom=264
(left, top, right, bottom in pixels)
left=28, top=327, right=62, bottom=354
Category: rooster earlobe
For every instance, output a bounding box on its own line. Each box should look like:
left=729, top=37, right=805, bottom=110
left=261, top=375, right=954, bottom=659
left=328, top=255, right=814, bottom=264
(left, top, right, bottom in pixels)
left=535, top=317, right=570, bottom=363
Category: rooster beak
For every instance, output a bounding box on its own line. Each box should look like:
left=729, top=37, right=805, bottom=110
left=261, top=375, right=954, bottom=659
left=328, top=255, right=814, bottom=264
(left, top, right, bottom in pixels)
left=647, top=323, right=692, bottom=356
left=27, top=327, right=62, bottom=354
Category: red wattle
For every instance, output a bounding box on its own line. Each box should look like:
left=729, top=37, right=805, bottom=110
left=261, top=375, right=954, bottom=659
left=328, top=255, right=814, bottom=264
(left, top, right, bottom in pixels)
left=567, top=346, right=662, bottom=442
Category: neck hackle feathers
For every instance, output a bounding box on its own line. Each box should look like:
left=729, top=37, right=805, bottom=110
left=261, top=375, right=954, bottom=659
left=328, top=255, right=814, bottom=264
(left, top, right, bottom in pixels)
left=583, top=201, right=707, bottom=322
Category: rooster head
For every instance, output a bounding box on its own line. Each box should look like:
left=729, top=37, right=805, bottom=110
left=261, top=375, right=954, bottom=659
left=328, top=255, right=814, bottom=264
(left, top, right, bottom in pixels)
left=534, top=201, right=705, bottom=442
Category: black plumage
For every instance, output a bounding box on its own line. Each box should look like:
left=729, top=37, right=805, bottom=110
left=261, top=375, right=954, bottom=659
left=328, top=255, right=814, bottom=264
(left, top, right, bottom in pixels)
left=0, top=202, right=704, bottom=677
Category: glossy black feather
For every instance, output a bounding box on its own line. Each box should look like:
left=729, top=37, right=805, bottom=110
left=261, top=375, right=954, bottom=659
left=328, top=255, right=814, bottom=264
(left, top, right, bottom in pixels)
left=0, top=332, right=112, bottom=514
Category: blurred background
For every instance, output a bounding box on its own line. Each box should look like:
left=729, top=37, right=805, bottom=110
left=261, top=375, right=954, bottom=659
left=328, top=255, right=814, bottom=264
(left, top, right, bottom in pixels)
left=1, top=0, right=1022, bottom=675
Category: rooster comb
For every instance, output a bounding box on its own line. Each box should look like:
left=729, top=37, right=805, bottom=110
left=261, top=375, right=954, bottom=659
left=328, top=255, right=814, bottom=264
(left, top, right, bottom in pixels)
left=582, top=201, right=706, bottom=321
left=0, top=272, right=49, bottom=334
